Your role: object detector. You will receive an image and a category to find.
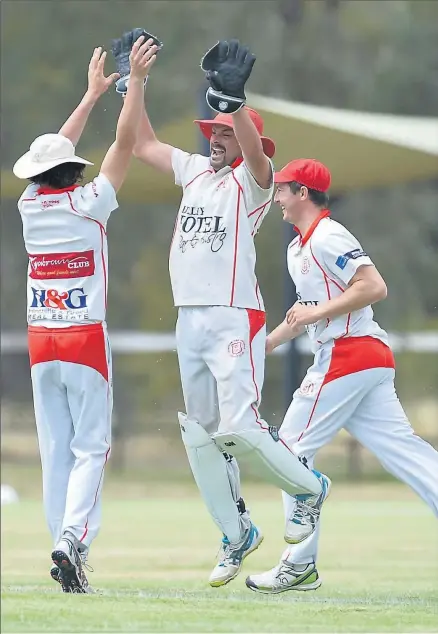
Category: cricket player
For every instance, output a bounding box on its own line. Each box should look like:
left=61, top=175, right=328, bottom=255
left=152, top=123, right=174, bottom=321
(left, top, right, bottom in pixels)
left=245, top=158, right=438, bottom=594
left=110, top=30, right=327, bottom=586
left=13, top=36, right=159, bottom=593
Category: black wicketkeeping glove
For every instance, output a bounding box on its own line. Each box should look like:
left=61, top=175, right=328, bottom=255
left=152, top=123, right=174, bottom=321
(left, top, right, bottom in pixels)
left=200, top=39, right=256, bottom=113
left=111, top=27, right=163, bottom=95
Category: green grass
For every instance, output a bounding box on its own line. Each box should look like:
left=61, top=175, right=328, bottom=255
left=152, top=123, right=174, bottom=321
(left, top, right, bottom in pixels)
left=1, top=483, right=438, bottom=632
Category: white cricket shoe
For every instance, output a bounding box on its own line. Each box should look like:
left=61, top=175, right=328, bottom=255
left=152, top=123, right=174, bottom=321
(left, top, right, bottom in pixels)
left=246, top=560, right=321, bottom=594
left=209, top=523, right=263, bottom=587
left=284, top=471, right=331, bottom=544
left=51, top=531, right=93, bottom=593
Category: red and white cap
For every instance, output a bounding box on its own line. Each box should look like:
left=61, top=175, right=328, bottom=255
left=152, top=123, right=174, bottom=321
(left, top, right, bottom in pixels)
left=194, top=107, right=276, bottom=158
left=274, top=158, right=331, bottom=192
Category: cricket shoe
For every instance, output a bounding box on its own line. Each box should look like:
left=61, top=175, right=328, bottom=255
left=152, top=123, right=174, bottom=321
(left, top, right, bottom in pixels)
left=284, top=471, right=331, bottom=544
left=246, top=560, right=321, bottom=594
left=50, top=563, right=65, bottom=589
left=51, top=531, right=93, bottom=593
left=209, top=523, right=263, bottom=587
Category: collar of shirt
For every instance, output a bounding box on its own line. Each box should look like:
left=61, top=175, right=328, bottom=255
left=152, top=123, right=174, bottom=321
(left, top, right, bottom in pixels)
left=36, top=184, right=81, bottom=196
left=294, top=209, right=331, bottom=247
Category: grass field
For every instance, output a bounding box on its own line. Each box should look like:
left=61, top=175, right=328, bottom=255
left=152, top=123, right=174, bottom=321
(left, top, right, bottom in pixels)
left=1, top=481, right=437, bottom=633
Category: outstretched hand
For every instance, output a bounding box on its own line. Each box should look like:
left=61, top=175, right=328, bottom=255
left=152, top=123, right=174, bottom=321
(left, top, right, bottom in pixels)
left=87, top=47, right=120, bottom=98
left=129, top=36, right=159, bottom=81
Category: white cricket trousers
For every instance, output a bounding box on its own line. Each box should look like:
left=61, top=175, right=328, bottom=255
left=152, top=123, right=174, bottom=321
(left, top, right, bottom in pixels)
left=176, top=306, right=266, bottom=434
left=278, top=336, right=438, bottom=565
left=28, top=323, right=112, bottom=550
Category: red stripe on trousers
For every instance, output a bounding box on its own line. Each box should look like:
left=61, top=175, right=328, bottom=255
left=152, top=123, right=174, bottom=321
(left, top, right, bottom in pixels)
left=246, top=309, right=268, bottom=430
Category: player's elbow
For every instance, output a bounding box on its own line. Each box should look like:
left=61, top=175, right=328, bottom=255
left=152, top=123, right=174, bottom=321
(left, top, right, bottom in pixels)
left=132, top=141, right=145, bottom=159
left=133, top=139, right=157, bottom=162
left=371, top=280, right=387, bottom=303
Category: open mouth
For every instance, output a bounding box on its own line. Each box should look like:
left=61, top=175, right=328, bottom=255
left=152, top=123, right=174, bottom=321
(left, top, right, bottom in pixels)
left=211, top=147, right=225, bottom=159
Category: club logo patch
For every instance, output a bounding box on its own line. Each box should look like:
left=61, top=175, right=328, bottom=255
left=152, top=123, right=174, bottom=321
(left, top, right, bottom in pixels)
left=301, top=256, right=311, bottom=274
left=228, top=339, right=245, bottom=357
left=299, top=380, right=315, bottom=396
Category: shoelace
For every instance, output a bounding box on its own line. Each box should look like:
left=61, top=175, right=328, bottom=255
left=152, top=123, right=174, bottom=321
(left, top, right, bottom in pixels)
left=274, top=561, right=304, bottom=585
left=275, top=561, right=297, bottom=577
left=292, top=498, right=320, bottom=524
left=216, top=536, right=244, bottom=566
left=81, top=557, right=94, bottom=573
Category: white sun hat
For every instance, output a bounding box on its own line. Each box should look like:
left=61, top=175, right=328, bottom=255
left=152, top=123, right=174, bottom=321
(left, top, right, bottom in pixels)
left=13, top=133, right=94, bottom=179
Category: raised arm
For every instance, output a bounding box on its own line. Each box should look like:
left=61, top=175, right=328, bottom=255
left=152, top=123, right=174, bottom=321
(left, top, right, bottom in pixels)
left=59, top=48, right=120, bottom=146
left=132, top=104, right=174, bottom=174
left=100, top=37, right=159, bottom=192
left=201, top=39, right=271, bottom=188
left=232, top=107, right=272, bottom=189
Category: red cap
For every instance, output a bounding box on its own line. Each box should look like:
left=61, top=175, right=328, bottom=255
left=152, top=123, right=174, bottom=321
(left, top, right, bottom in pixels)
left=194, top=107, right=276, bottom=158
left=274, top=159, right=331, bottom=192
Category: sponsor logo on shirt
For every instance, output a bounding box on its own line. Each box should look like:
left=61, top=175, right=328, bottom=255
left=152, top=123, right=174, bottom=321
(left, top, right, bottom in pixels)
left=178, top=205, right=227, bottom=253
left=335, top=248, right=367, bottom=270
left=28, top=287, right=89, bottom=322
left=28, top=250, right=95, bottom=279
left=41, top=199, right=60, bottom=209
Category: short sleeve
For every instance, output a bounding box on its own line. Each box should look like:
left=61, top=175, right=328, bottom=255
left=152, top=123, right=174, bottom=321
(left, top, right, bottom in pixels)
left=171, top=148, right=211, bottom=188
left=233, top=159, right=274, bottom=215
left=17, top=184, right=38, bottom=213
left=74, top=173, right=118, bottom=224
left=318, top=228, right=374, bottom=285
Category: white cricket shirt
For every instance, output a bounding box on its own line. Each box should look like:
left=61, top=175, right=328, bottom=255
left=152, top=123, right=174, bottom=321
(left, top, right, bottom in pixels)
left=287, top=211, right=389, bottom=352
left=169, top=149, right=273, bottom=310
left=18, top=173, right=118, bottom=328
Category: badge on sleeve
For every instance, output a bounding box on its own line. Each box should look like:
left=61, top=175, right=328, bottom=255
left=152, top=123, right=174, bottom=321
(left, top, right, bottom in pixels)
left=335, top=248, right=367, bottom=270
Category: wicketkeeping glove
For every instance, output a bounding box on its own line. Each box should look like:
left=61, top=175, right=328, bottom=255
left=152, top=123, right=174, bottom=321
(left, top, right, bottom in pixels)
left=111, top=27, right=163, bottom=95
left=200, top=39, right=256, bottom=114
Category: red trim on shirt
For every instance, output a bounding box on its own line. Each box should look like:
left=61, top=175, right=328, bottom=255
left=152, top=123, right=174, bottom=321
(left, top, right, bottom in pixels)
left=231, top=157, right=244, bottom=169
left=248, top=202, right=268, bottom=218
left=185, top=169, right=213, bottom=189
left=296, top=209, right=331, bottom=247
left=255, top=282, right=262, bottom=311
left=297, top=336, right=395, bottom=442
left=251, top=203, right=269, bottom=237
left=99, top=225, right=107, bottom=309
left=66, top=191, right=106, bottom=233
left=28, top=323, right=109, bottom=381
left=309, top=241, right=351, bottom=337
left=230, top=173, right=244, bottom=306
left=66, top=192, right=107, bottom=307
left=37, top=184, right=81, bottom=195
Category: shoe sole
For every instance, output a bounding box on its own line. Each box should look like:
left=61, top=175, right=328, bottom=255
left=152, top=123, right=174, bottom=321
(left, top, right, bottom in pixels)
left=50, top=566, right=61, bottom=583
left=209, top=532, right=264, bottom=588
left=284, top=477, right=332, bottom=545
left=51, top=549, right=86, bottom=594
left=245, top=577, right=322, bottom=594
